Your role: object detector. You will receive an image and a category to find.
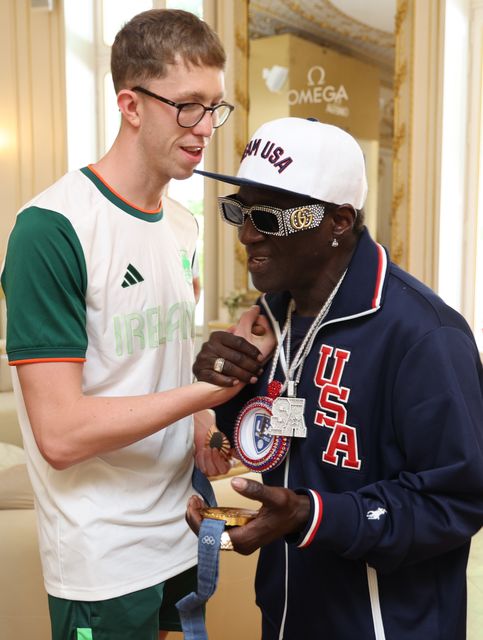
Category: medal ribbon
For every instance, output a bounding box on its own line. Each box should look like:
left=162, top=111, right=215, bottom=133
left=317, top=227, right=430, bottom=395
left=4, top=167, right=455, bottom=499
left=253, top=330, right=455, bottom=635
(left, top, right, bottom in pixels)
left=192, top=466, right=217, bottom=508
left=175, top=517, right=225, bottom=640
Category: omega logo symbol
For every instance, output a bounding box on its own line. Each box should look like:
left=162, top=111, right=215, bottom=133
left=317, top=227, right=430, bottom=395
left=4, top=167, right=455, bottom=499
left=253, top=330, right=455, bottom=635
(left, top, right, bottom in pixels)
left=290, top=207, right=314, bottom=230
left=307, top=66, right=326, bottom=86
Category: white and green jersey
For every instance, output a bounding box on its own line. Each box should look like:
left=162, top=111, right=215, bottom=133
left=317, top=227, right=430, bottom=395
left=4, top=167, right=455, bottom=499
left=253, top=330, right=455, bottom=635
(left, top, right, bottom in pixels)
left=1, top=166, right=200, bottom=600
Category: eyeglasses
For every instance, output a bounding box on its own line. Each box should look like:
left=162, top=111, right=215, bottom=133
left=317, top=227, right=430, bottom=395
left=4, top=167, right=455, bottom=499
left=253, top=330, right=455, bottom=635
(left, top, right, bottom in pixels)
left=218, top=195, right=326, bottom=236
left=131, top=86, right=234, bottom=129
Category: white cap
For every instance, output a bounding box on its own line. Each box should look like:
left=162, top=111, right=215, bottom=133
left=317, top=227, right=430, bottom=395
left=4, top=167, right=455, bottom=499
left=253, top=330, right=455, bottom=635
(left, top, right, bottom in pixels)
left=196, top=117, right=368, bottom=210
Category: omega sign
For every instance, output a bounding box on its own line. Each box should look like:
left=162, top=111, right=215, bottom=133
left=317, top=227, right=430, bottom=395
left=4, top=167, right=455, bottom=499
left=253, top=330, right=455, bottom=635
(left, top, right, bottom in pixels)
left=287, top=66, right=350, bottom=118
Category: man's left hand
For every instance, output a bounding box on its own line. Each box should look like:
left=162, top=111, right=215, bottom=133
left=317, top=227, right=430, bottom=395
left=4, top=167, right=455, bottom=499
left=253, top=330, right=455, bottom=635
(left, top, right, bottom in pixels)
left=193, top=306, right=275, bottom=387
left=193, top=410, right=233, bottom=477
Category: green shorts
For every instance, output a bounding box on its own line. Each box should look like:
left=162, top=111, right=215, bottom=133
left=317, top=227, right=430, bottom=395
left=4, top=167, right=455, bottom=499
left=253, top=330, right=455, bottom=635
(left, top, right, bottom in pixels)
left=48, top=565, right=198, bottom=640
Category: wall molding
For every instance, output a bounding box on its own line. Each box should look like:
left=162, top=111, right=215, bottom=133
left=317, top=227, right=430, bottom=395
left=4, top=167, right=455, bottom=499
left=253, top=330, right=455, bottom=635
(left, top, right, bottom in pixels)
left=203, top=0, right=249, bottom=328
left=392, top=0, right=445, bottom=287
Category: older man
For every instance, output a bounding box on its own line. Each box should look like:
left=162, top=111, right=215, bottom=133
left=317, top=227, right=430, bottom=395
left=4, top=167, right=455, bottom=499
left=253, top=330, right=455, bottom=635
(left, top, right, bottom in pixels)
left=189, top=117, right=483, bottom=640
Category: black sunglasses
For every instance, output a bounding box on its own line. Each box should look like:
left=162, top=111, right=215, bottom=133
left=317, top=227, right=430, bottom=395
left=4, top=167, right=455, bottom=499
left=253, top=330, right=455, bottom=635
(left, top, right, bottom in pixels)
left=131, top=86, right=234, bottom=129
left=218, top=194, right=326, bottom=236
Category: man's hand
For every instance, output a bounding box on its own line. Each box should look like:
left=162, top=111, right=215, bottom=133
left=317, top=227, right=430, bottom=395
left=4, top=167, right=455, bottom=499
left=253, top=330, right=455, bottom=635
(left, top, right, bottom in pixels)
left=185, top=476, right=310, bottom=555
left=193, top=410, right=233, bottom=477
left=185, top=494, right=207, bottom=536
left=232, top=305, right=276, bottom=363
left=193, top=306, right=275, bottom=387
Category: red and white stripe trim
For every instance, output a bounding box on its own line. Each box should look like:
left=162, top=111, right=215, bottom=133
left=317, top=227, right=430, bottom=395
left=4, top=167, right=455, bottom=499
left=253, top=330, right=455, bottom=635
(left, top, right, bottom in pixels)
left=298, top=490, right=323, bottom=548
left=371, top=243, right=387, bottom=309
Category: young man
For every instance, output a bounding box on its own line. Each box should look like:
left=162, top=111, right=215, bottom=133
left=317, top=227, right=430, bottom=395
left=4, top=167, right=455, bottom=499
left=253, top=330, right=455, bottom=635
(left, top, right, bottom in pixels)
left=188, top=117, right=483, bottom=639
left=0, top=9, right=269, bottom=640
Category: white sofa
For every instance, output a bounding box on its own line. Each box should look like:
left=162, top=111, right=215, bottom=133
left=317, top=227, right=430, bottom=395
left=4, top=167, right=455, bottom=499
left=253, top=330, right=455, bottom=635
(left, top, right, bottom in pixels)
left=0, top=391, right=261, bottom=640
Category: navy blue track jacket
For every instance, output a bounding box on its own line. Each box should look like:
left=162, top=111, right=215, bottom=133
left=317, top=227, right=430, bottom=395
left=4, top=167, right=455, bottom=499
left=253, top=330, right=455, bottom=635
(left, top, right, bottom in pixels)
left=215, top=229, right=483, bottom=640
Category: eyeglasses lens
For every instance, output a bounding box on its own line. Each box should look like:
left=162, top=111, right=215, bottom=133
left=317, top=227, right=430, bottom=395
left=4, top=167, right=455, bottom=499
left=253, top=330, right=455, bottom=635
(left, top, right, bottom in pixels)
left=212, top=105, right=232, bottom=128
left=178, top=104, right=232, bottom=129
left=250, top=210, right=280, bottom=233
left=221, top=201, right=245, bottom=225
left=178, top=104, right=205, bottom=128
left=221, top=201, right=281, bottom=234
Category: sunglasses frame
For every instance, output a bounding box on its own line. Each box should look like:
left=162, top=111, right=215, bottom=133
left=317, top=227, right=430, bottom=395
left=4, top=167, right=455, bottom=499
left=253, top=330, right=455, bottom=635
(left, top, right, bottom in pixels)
left=217, top=195, right=326, bottom=236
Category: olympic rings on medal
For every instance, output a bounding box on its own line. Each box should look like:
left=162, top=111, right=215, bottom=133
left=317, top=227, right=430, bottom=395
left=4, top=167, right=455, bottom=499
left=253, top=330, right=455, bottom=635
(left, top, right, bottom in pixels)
left=213, top=357, right=225, bottom=374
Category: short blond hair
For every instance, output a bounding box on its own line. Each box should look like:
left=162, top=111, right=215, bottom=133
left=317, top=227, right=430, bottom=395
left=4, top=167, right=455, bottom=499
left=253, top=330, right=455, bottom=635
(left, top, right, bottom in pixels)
left=111, top=9, right=226, bottom=93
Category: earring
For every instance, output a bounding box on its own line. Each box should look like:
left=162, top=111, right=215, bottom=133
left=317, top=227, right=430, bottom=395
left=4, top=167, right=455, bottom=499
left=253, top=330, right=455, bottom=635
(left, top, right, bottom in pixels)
left=331, top=238, right=339, bottom=248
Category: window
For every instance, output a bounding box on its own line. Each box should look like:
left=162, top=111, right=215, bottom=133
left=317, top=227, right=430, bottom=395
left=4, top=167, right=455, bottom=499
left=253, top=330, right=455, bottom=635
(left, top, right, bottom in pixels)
left=64, top=0, right=97, bottom=169
left=65, top=0, right=206, bottom=327
left=476, top=152, right=483, bottom=353
left=466, top=3, right=483, bottom=353
left=437, top=1, right=482, bottom=354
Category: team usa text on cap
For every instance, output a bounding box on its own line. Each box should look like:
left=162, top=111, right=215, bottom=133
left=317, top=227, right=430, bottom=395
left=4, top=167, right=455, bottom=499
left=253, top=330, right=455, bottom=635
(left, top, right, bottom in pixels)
left=242, top=138, right=293, bottom=173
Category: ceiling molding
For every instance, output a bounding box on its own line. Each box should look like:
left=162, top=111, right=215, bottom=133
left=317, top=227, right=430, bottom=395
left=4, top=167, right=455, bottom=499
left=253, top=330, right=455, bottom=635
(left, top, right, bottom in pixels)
left=249, top=0, right=396, bottom=83
left=327, top=0, right=395, bottom=34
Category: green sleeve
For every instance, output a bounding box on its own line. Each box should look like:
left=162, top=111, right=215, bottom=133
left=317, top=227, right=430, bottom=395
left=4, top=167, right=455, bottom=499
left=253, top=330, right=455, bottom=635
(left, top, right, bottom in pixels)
left=1, top=206, right=88, bottom=362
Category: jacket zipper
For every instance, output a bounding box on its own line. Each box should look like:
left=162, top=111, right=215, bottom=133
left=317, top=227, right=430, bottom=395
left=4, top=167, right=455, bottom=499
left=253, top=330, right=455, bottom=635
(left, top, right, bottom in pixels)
left=278, top=450, right=291, bottom=639
left=367, top=565, right=387, bottom=639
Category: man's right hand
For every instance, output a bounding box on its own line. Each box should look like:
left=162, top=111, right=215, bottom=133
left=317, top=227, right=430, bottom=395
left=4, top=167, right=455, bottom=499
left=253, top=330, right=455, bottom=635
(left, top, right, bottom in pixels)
left=193, top=305, right=275, bottom=387
left=185, top=476, right=310, bottom=555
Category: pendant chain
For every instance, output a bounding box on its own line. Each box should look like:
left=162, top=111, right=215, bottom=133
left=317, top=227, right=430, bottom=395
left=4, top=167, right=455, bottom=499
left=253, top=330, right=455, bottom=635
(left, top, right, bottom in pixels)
left=268, top=270, right=347, bottom=393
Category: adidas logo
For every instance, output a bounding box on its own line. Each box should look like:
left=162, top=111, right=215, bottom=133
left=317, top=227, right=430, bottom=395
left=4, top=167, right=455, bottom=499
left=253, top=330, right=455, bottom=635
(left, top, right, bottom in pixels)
left=122, top=263, right=144, bottom=288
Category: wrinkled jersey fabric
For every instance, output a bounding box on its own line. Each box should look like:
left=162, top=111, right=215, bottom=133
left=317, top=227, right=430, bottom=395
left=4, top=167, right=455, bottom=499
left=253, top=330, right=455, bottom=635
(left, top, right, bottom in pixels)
left=2, top=167, right=199, bottom=600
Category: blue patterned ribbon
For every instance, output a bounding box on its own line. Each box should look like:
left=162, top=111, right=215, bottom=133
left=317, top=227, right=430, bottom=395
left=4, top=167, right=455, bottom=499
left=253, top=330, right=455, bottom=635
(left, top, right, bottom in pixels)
left=176, top=517, right=225, bottom=639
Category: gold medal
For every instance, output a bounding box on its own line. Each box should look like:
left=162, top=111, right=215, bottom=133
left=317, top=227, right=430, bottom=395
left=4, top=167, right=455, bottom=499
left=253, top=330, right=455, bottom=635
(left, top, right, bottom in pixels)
left=200, top=506, right=259, bottom=526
